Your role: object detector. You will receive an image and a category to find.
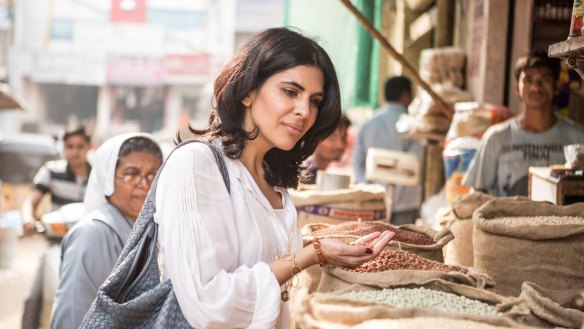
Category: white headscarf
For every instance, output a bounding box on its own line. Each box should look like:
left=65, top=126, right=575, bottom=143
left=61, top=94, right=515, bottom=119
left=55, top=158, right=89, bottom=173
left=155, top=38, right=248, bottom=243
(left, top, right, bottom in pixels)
left=83, top=132, right=161, bottom=215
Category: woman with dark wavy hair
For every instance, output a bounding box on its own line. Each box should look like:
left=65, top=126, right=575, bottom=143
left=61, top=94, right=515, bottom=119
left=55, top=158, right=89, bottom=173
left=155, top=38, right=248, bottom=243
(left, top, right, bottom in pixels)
left=156, top=27, right=394, bottom=328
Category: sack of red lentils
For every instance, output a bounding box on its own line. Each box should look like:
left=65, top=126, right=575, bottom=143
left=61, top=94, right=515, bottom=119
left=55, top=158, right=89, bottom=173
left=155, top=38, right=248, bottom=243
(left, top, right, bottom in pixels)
left=298, top=222, right=453, bottom=294
left=519, top=281, right=584, bottom=328
left=302, top=221, right=453, bottom=262
left=317, top=249, right=494, bottom=293
left=290, top=184, right=388, bottom=229
left=473, top=199, right=584, bottom=296
left=295, top=280, right=530, bottom=328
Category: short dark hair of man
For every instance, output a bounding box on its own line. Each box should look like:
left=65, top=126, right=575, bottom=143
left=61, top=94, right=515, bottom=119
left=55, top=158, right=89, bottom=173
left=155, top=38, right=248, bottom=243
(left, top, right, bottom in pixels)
left=63, top=124, right=91, bottom=144
left=384, top=76, right=412, bottom=102
left=514, top=51, right=561, bottom=82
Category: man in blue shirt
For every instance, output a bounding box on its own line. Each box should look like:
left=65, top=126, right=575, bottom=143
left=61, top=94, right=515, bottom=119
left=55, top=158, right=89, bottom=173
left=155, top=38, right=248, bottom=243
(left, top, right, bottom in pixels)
left=352, top=76, right=423, bottom=225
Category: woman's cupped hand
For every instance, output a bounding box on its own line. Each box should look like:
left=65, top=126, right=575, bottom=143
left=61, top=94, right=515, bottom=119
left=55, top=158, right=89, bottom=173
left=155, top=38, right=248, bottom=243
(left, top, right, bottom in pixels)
left=319, top=230, right=395, bottom=268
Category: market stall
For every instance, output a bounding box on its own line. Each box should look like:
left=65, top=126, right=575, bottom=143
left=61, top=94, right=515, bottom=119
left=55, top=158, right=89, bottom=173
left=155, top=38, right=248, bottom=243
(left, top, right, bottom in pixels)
left=286, top=2, right=584, bottom=328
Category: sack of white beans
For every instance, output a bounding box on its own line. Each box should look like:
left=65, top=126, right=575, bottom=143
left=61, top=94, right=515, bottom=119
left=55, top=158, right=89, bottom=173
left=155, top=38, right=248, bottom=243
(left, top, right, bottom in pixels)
left=317, top=249, right=494, bottom=293
left=519, top=282, right=584, bottom=328
left=295, top=280, right=529, bottom=328
left=473, top=199, right=584, bottom=297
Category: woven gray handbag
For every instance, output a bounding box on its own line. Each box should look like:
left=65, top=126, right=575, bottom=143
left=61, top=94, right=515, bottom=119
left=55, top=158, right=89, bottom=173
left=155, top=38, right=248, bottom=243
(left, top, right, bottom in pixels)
left=80, top=139, right=230, bottom=328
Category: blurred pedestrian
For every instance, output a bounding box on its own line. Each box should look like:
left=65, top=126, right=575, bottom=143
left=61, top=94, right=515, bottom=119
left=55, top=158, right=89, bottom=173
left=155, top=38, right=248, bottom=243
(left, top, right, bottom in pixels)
left=21, top=125, right=92, bottom=234
left=352, top=76, right=423, bottom=225
left=21, top=124, right=91, bottom=329
left=50, top=133, right=163, bottom=329
left=301, top=113, right=351, bottom=184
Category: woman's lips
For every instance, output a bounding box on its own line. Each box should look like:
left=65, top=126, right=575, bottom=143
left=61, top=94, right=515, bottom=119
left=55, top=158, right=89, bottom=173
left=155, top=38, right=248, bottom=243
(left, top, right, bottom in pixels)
left=283, top=122, right=303, bottom=135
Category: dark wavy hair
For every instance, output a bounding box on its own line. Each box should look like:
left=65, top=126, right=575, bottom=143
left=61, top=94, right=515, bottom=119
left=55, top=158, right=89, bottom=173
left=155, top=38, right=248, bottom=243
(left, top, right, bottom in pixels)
left=181, top=27, right=341, bottom=188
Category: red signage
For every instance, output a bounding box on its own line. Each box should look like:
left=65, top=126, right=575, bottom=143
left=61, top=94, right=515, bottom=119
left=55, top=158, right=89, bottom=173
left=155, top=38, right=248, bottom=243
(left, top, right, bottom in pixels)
left=107, top=56, right=163, bottom=85
left=165, top=54, right=211, bottom=78
left=110, top=0, right=146, bottom=23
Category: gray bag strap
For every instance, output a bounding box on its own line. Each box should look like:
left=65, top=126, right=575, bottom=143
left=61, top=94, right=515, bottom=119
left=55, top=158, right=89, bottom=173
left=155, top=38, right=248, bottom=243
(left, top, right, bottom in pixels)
left=150, top=139, right=230, bottom=205
left=113, top=139, right=230, bottom=304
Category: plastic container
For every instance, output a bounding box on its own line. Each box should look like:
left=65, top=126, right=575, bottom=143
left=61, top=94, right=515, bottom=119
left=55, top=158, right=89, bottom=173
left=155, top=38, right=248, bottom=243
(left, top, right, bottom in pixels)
left=443, top=138, right=480, bottom=203
left=569, top=0, right=584, bottom=39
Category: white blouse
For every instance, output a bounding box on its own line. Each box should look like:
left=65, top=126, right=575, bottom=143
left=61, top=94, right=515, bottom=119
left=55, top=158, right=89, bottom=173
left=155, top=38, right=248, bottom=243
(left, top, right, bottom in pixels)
left=154, top=142, right=301, bottom=329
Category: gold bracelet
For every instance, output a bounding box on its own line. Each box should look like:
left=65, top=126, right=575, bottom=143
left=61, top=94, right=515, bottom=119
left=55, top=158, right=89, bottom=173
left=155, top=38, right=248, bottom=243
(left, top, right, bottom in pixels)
left=275, top=253, right=303, bottom=302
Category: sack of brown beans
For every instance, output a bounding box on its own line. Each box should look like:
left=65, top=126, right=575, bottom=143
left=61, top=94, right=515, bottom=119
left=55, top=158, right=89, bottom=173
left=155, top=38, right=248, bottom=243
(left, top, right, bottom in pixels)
left=303, top=221, right=453, bottom=262
left=297, top=221, right=453, bottom=294
left=473, top=199, right=584, bottom=297
left=295, top=280, right=530, bottom=329
left=441, top=192, right=495, bottom=267
left=290, top=184, right=388, bottom=229
left=519, top=282, right=584, bottom=328
left=317, top=249, right=494, bottom=293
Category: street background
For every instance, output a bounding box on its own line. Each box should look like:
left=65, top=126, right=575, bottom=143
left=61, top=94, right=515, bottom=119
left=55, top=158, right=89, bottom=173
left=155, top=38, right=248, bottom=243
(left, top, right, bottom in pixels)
left=0, top=235, right=47, bottom=329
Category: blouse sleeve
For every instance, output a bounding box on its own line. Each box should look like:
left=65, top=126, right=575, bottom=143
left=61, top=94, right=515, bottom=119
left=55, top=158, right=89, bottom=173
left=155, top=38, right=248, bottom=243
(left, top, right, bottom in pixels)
left=154, top=143, right=281, bottom=329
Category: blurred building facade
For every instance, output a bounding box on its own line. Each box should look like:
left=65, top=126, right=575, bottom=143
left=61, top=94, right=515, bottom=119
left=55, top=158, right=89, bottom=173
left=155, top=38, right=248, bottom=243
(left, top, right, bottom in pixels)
left=3, top=0, right=284, bottom=143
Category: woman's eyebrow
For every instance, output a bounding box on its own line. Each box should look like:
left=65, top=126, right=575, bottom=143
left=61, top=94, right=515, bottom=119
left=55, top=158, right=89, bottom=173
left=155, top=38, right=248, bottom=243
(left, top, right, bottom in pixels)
left=282, top=81, right=324, bottom=96
left=282, top=81, right=305, bottom=90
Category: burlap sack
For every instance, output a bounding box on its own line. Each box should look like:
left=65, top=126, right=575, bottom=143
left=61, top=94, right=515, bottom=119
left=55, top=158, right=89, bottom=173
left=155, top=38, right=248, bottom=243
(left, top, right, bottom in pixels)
left=519, top=282, right=584, bottom=328
left=298, top=223, right=454, bottom=294
left=299, top=315, right=524, bottom=329
left=290, top=185, right=387, bottom=229
left=302, top=222, right=453, bottom=262
left=442, top=192, right=495, bottom=267
left=451, top=191, right=496, bottom=219
left=296, top=280, right=530, bottom=328
left=473, top=199, right=584, bottom=296
left=317, top=261, right=494, bottom=293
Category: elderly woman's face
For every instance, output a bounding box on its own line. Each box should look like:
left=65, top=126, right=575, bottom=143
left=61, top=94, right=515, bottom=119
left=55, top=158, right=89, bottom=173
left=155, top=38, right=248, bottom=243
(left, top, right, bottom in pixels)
left=109, top=151, right=162, bottom=219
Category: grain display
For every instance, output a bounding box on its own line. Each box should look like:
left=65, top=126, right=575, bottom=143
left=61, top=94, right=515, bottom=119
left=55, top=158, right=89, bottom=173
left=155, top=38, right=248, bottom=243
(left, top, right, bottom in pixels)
left=306, top=222, right=435, bottom=245
left=342, top=287, right=500, bottom=317
left=343, top=249, right=468, bottom=274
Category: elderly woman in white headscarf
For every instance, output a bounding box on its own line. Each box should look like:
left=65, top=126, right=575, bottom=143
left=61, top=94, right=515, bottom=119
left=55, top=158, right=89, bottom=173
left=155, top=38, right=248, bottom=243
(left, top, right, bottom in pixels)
left=50, top=133, right=163, bottom=329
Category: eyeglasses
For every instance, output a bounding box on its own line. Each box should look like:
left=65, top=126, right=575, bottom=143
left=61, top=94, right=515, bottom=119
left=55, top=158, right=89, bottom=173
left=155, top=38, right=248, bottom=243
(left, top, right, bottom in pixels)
left=115, top=173, right=157, bottom=184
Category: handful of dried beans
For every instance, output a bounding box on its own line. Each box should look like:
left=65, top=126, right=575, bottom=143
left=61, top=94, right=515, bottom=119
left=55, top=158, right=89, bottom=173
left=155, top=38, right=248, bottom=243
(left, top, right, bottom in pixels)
left=307, top=222, right=435, bottom=246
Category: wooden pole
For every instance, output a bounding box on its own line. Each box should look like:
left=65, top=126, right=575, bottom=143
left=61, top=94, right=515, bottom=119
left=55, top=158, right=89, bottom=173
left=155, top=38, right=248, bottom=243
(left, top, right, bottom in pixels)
left=435, top=0, right=455, bottom=47
left=339, top=0, right=453, bottom=120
